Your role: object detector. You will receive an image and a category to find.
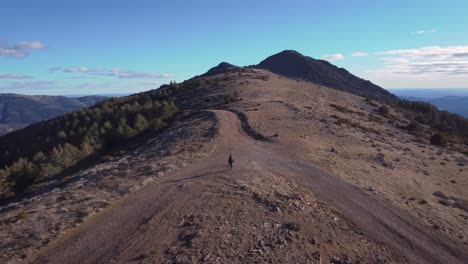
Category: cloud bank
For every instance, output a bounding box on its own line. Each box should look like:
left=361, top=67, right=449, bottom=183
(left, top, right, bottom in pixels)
left=0, top=39, right=46, bottom=58
left=0, top=80, right=162, bottom=94
left=361, top=45, right=468, bottom=88
left=0, top=81, right=57, bottom=91
left=414, top=29, right=437, bottom=35
left=48, top=67, right=62, bottom=73
left=352, top=52, right=369, bottom=57
left=369, top=46, right=468, bottom=77
left=322, top=53, right=344, bottom=61
left=63, top=67, right=174, bottom=79
left=0, top=73, right=34, bottom=79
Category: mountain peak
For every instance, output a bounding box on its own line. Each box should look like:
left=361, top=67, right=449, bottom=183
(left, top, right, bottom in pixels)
left=262, top=50, right=309, bottom=63
left=200, top=62, right=240, bottom=77
left=254, top=50, right=396, bottom=101
left=217, top=62, right=235, bottom=67
left=276, top=49, right=303, bottom=56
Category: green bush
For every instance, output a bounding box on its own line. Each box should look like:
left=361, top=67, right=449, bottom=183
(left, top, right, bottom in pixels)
left=224, top=90, right=239, bottom=104
left=6, top=158, right=38, bottom=192
left=430, top=133, right=447, bottom=146
left=405, top=121, right=425, bottom=137
left=18, top=211, right=30, bottom=220
left=378, top=105, right=390, bottom=116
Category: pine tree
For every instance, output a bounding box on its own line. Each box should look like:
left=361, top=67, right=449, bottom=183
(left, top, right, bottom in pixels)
left=58, top=130, right=67, bottom=139
left=7, top=158, right=38, bottom=191
left=133, top=114, right=149, bottom=132
left=33, top=151, right=46, bottom=162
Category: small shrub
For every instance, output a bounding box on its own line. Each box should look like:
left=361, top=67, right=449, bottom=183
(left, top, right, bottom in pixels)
left=283, top=222, right=300, bottom=231
left=365, top=98, right=378, bottom=107
left=378, top=106, right=390, bottom=116
left=438, top=199, right=454, bottom=206
left=453, top=198, right=468, bottom=211
left=18, top=211, right=30, bottom=220
left=430, top=133, right=447, bottom=146
left=355, top=111, right=366, bottom=116
left=332, top=115, right=379, bottom=134
left=433, top=191, right=448, bottom=199
left=224, top=90, right=239, bottom=104
left=406, top=121, right=423, bottom=134
left=330, top=104, right=353, bottom=114
left=369, top=114, right=384, bottom=124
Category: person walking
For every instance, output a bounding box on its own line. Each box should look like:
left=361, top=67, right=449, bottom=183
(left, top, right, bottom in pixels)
left=228, top=154, right=234, bottom=170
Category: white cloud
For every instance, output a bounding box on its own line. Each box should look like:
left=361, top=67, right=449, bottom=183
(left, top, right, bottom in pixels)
left=376, top=46, right=468, bottom=60
left=0, top=81, right=57, bottom=91
left=48, top=67, right=62, bottom=73
left=0, top=79, right=166, bottom=94
left=67, top=76, right=90, bottom=79
left=0, top=73, right=34, bottom=79
left=352, top=52, right=369, bottom=57
left=413, top=29, right=437, bottom=35
left=15, top=41, right=45, bottom=50
left=62, top=67, right=174, bottom=79
left=322, top=53, right=344, bottom=61
left=0, top=39, right=46, bottom=58
left=64, top=67, right=89, bottom=73
left=74, top=81, right=162, bottom=93
left=364, top=45, right=468, bottom=86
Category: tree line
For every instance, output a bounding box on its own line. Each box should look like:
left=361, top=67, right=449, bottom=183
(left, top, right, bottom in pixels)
left=0, top=82, right=182, bottom=195
left=396, top=99, right=468, bottom=144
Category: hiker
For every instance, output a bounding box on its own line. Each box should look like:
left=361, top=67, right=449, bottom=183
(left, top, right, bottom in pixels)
left=228, top=154, right=234, bottom=170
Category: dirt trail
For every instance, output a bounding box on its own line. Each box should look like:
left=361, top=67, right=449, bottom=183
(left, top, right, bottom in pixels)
left=32, top=110, right=467, bottom=264
left=266, top=159, right=467, bottom=264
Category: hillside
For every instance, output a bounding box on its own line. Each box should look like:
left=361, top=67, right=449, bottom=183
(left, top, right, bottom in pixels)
left=0, top=53, right=467, bottom=264
left=253, top=51, right=468, bottom=145
left=0, top=94, right=107, bottom=135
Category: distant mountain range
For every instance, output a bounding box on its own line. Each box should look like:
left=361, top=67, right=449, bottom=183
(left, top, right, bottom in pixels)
left=0, top=94, right=107, bottom=135
left=390, top=88, right=468, bottom=98
left=401, top=95, right=468, bottom=118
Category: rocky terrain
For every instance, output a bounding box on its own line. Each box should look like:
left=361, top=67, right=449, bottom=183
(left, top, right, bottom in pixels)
left=0, top=55, right=467, bottom=264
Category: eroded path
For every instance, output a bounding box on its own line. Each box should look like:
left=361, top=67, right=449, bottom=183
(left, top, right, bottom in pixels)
left=32, top=110, right=467, bottom=264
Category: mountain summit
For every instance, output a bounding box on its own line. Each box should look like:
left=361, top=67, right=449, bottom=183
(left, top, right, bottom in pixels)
left=200, top=62, right=241, bottom=77
left=254, top=50, right=397, bottom=101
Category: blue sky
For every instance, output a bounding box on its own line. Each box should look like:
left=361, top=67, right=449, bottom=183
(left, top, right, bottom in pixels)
left=1, top=0, right=468, bottom=95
